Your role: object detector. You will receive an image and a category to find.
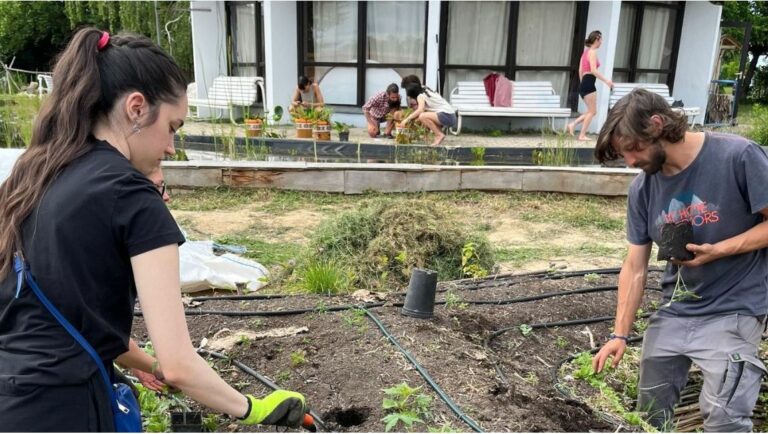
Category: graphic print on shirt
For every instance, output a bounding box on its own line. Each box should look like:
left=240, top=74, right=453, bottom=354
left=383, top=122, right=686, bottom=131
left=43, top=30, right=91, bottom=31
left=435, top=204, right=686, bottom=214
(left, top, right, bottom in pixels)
left=654, top=192, right=720, bottom=234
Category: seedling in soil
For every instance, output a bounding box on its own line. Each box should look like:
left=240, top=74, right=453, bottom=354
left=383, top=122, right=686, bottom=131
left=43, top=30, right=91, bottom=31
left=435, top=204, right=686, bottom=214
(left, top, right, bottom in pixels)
left=381, top=382, right=433, bottom=432
left=275, top=370, right=291, bottom=383
left=583, top=273, right=601, bottom=283
left=202, top=414, right=221, bottom=432
left=315, top=300, right=329, bottom=314
left=290, top=350, right=307, bottom=367
left=342, top=308, right=368, bottom=331
left=444, top=291, right=468, bottom=310
left=555, top=336, right=569, bottom=349
left=428, top=422, right=459, bottom=432
left=461, top=242, right=489, bottom=279
left=238, top=335, right=252, bottom=346
left=569, top=351, right=654, bottom=431
left=519, top=324, right=534, bottom=336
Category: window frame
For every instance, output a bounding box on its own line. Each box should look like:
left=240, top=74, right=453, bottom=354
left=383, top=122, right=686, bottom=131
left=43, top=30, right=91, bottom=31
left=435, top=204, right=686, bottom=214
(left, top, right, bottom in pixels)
left=438, top=1, right=589, bottom=111
left=225, top=1, right=266, bottom=79
left=297, top=1, right=429, bottom=107
left=613, top=1, right=685, bottom=90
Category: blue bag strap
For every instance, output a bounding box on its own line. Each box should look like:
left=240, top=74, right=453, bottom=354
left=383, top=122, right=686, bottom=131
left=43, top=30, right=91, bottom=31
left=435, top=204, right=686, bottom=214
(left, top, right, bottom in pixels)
left=13, top=253, right=119, bottom=409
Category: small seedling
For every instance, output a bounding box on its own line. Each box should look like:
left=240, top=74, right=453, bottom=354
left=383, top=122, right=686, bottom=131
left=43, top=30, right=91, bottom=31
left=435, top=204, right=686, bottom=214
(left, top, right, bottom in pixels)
left=461, top=242, right=489, bottom=279
left=315, top=300, right=329, bottom=314
left=342, top=308, right=368, bottom=331
left=275, top=370, right=291, bottom=383
left=381, top=382, right=432, bottom=432
left=583, top=273, right=601, bottom=283
left=202, top=414, right=220, bottom=432
left=428, top=422, right=459, bottom=432
left=519, top=324, right=533, bottom=336
left=237, top=335, right=251, bottom=346
left=555, top=336, right=568, bottom=349
left=290, top=350, right=307, bottom=367
left=444, top=291, right=468, bottom=310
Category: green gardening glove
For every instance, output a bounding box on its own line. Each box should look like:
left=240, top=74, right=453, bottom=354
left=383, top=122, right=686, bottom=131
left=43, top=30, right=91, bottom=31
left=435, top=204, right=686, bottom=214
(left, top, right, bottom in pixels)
left=240, top=390, right=306, bottom=427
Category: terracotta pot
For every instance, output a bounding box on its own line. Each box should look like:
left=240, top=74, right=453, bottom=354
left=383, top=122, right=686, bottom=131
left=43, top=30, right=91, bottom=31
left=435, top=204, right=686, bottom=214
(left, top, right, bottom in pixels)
left=313, top=122, right=331, bottom=141
left=245, top=119, right=263, bottom=138
left=295, top=121, right=313, bottom=139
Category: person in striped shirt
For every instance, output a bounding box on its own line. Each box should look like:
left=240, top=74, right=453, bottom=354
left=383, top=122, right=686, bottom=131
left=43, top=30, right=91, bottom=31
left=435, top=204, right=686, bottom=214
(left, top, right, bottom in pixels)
left=363, top=83, right=403, bottom=138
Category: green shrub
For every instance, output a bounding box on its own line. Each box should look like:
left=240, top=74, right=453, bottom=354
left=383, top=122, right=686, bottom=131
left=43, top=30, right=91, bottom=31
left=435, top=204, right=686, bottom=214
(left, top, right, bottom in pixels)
left=746, top=104, right=768, bottom=145
left=307, top=199, right=494, bottom=289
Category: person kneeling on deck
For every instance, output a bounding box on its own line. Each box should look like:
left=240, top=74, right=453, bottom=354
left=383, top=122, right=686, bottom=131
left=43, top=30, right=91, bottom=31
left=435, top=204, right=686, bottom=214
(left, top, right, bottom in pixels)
left=401, top=84, right=456, bottom=147
left=363, top=83, right=402, bottom=138
left=591, top=88, right=768, bottom=432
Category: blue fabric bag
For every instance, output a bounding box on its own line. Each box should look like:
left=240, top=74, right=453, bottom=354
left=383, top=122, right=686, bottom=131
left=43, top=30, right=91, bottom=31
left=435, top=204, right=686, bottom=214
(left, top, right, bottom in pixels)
left=13, top=253, right=142, bottom=432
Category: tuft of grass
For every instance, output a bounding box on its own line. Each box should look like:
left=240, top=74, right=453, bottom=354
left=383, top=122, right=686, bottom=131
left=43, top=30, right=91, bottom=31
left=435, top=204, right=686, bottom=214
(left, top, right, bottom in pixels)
left=297, top=259, right=351, bottom=295
left=532, top=133, right=577, bottom=166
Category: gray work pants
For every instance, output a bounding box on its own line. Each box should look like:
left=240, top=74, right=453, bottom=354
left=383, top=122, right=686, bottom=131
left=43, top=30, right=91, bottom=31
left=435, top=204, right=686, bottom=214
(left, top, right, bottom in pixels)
left=638, top=313, right=767, bottom=432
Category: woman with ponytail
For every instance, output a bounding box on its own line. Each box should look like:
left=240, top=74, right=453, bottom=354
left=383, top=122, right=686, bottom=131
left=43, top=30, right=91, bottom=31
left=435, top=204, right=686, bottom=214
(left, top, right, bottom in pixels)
left=0, top=28, right=306, bottom=431
left=566, top=30, right=614, bottom=141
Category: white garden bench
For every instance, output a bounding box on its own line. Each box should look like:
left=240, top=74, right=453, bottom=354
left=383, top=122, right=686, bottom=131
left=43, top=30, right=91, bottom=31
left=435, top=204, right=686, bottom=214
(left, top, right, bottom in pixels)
left=187, top=76, right=266, bottom=124
left=448, top=81, right=571, bottom=135
left=610, top=83, right=701, bottom=127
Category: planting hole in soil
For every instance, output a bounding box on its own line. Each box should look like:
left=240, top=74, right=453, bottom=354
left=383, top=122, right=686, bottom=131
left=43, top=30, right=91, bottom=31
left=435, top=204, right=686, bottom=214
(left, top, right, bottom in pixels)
left=324, top=406, right=371, bottom=429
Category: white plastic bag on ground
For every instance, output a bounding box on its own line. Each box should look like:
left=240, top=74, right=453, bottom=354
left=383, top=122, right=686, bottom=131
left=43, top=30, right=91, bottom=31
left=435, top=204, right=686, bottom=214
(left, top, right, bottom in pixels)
left=179, top=240, right=269, bottom=293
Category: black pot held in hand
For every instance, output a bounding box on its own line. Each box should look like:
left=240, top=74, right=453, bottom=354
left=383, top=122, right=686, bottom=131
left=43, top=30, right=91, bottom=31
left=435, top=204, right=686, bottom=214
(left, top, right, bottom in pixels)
left=657, top=221, right=694, bottom=261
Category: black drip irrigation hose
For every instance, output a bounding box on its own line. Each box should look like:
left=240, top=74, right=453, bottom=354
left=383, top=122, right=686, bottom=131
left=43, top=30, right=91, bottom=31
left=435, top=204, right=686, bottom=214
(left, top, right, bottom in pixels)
left=198, top=349, right=328, bottom=432
left=134, top=302, right=386, bottom=317
left=359, top=307, right=485, bottom=433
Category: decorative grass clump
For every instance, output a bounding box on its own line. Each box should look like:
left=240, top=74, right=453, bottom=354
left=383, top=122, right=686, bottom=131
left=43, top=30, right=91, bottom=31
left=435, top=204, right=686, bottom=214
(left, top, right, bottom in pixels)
left=305, top=198, right=495, bottom=290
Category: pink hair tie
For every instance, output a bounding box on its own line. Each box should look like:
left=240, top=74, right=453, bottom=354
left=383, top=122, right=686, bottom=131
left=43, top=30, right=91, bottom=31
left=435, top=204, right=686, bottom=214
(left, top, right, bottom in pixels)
left=97, top=32, right=110, bottom=51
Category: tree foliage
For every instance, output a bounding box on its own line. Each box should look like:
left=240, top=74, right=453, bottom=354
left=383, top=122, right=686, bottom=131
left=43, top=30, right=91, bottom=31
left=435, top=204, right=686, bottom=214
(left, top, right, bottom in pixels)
left=721, top=0, right=768, bottom=99
left=0, top=1, right=70, bottom=70
left=0, top=1, right=193, bottom=79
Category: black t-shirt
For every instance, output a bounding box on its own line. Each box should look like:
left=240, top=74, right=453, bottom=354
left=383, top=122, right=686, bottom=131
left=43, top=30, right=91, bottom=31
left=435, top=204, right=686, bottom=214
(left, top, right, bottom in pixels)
left=0, top=139, right=184, bottom=391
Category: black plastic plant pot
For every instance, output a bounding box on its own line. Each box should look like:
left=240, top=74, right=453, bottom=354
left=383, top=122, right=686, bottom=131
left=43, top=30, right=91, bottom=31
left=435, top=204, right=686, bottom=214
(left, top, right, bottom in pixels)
left=401, top=268, right=438, bottom=319
left=170, top=411, right=203, bottom=432
left=657, top=221, right=694, bottom=261
left=339, top=131, right=350, bottom=142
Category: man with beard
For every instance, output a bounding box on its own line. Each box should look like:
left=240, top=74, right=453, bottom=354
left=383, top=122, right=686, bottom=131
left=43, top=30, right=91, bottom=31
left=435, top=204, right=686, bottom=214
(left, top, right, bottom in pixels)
left=363, top=83, right=403, bottom=138
left=591, top=88, right=768, bottom=432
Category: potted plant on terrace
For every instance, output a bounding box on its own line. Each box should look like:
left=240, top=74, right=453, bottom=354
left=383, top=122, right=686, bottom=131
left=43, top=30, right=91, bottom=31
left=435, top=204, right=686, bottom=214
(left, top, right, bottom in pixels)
left=291, top=106, right=313, bottom=139
left=312, top=107, right=332, bottom=141
left=333, top=121, right=352, bottom=142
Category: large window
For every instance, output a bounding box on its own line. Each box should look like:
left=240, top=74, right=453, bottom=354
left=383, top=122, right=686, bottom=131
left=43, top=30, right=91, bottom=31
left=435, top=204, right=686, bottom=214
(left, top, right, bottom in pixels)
left=226, top=2, right=265, bottom=78
left=439, top=1, right=587, bottom=109
left=614, top=2, right=684, bottom=88
left=299, top=1, right=427, bottom=106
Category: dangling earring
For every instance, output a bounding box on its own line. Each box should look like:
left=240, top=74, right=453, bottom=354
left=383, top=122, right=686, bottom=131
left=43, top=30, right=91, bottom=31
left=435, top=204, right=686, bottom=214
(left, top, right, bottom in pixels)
left=132, top=123, right=141, bottom=134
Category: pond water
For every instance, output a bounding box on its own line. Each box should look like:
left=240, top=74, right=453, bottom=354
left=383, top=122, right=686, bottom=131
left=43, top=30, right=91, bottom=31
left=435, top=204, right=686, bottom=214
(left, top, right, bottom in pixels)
left=175, top=136, right=605, bottom=167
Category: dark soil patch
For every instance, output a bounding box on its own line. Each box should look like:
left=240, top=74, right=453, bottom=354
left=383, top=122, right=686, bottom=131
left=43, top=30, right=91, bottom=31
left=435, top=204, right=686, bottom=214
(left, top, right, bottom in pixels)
left=132, top=270, right=664, bottom=432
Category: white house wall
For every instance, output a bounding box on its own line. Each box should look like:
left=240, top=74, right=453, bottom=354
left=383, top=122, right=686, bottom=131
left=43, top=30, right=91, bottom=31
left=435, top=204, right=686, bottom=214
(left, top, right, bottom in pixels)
left=425, top=0, right=441, bottom=91
left=263, top=1, right=298, bottom=117
left=190, top=1, right=228, bottom=118
left=673, top=1, right=722, bottom=126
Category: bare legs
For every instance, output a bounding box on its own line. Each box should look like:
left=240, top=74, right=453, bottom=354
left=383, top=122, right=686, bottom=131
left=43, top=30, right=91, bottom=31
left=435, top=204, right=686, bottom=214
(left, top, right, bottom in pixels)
left=566, top=92, right=597, bottom=141
left=417, top=112, right=446, bottom=146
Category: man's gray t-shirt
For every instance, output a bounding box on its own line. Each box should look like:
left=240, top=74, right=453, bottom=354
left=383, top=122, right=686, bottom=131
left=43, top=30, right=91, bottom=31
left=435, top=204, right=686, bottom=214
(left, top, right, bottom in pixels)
left=627, top=132, right=768, bottom=316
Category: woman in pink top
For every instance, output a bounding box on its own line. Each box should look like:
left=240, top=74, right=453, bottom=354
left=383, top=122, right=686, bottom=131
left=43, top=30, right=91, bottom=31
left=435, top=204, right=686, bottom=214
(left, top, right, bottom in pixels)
left=566, top=30, right=613, bottom=141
